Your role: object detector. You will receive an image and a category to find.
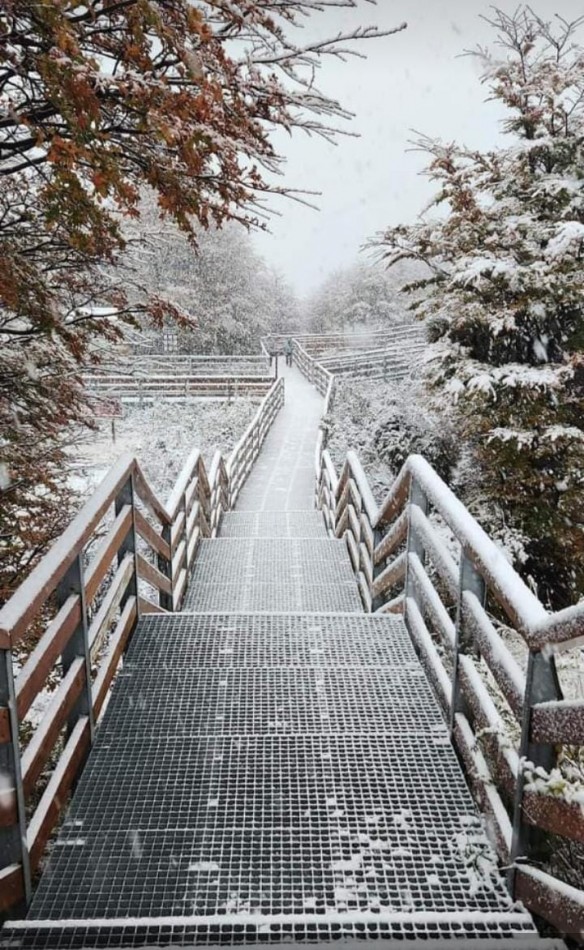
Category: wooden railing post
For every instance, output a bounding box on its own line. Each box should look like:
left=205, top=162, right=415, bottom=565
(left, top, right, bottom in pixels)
left=509, top=648, right=562, bottom=892
left=0, top=647, right=32, bottom=908
left=57, top=554, right=96, bottom=743
left=450, top=552, right=486, bottom=732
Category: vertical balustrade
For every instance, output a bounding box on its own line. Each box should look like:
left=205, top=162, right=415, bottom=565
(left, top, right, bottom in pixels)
left=0, top=648, right=31, bottom=909
left=57, top=555, right=95, bottom=743
left=509, top=647, right=562, bottom=891
left=115, top=476, right=140, bottom=612
left=450, top=552, right=486, bottom=732
left=404, top=480, right=429, bottom=612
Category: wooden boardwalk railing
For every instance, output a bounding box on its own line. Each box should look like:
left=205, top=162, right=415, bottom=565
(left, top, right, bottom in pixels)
left=291, top=351, right=584, bottom=941
left=0, top=377, right=284, bottom=914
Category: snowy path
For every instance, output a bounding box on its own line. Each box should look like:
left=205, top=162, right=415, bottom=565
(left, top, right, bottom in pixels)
left=4, top=369, right=551, bottom=949
left=236, top=364, right=323, bottom=511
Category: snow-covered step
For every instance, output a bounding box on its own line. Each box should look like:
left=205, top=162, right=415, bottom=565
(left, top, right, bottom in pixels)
left=182, top=538, right=362, bottom=613
left=3, top=612, right=546, bottom=947
left=219, top=510, right=327, bottom=538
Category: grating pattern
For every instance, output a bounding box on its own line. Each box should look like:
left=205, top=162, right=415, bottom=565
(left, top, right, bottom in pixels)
left=219, top=511, right=327, bottom=538
left=96, top=667, right=443, bottom=738
left=182, top=540, right=362, bottom=613
left=183, top=581, right=362, bottom=613
left=123, top=613, right=418, bottom=669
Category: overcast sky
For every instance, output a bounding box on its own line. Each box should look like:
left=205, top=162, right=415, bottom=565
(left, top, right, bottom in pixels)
left=252, top=0, right=583, bottom=297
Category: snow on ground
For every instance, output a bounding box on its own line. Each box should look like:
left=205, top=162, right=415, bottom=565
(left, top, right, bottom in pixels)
left=69, top=397, right=260, bottom=504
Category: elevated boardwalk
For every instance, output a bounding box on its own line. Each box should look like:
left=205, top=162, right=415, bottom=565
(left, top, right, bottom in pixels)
left=2, top=368, right=561, bottom=948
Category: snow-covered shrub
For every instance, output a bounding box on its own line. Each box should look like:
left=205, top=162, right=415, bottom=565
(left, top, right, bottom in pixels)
left=326, top=378, right=458, bottom=502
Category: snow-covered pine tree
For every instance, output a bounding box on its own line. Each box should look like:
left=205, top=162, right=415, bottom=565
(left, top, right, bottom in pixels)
left=374, top=7, right=584, bottom=608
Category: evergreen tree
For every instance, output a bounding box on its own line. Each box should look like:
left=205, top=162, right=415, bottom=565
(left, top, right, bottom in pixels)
left=375, top=8, right=584, bottom=608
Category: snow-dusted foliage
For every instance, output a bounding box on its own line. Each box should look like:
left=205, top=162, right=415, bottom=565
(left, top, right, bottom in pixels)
left=326, top=378, right=459, bottom=502
left=121, top=201, right=301, bottom=353
left=1, top=2, right=404, bottom=602
left=305, top=260, right=423, bottom=334
left=374, top=8, right=584, bottom=609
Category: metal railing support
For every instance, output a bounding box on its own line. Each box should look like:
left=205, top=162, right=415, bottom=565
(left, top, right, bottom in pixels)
left=450, top=552, right=486, bottom=733
left=115, top=476, right=140, bottom=614
left=57, top=554, right=96, bottom=743
left=404, top=479, right=429, bottom=611
left=509, top=648, right=562, bottom=893
left=0, top=648, right=32, bottom=908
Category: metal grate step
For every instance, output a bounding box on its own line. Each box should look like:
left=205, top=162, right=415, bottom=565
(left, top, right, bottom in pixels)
left=219, top=511, right=327, bottom=539
left=182, top=540, right=362, bottom=613
left=117, top=613, right=419, bottom=670
left=5, top=612, right=544, bottom=947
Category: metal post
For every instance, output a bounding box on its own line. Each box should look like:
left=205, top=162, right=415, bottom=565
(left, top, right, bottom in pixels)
left=57, top=553, right=95, bottom=742
left=158, top=523, right=173, bottom=612
left=508, top=648, right=562, bottom=893
left=0, top=649, right=32, bottom=907
left=115, top=476, right=140, bottom=615
left=404, top=479, right=429, bottom=610
left=450, top=552, right=486, bottom=733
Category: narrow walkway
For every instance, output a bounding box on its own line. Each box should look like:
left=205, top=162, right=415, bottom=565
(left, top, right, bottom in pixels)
left=5, top=367, right=549, bottom=948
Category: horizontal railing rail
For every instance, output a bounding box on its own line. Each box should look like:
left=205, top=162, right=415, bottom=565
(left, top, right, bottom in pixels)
left=101, top=353, right=272, bottom=374
left=0, top=376, right=284, bottom=914
left=295, top=340, right=584, bottom=941
left=263, top=325, right=422, bottom=358
left=85, top=374, right=274, bottom=403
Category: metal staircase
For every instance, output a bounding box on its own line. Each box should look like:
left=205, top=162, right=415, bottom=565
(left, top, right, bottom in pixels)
left=0, top=366, right=574, bottom=948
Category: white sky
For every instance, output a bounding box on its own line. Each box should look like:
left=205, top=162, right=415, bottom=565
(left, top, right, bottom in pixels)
left=252, top=0, right=583, bottom=296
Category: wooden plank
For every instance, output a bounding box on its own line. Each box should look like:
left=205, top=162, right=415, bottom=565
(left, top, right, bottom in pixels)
left=92, top=598, right=137, bottom=720
left=345, top=530, right=360, bottom=573
left=88, top=553, right=134, bottom=657
left=166, top=450, right=200, bottom=521
left=0, top=454, right=137, bottom=646
left=531, top=699, right=584, bottom=746
left=138, top=596, right=168, bottom=615
left=453, top=713, right=511, bottom=862
left=359, top=542, right=373, bottom=587
left=409, top=506, right=458, bottom=600
left=375, top=594, right=404, bottom=615
left=27, top=717, right=91, bottom=872
left=360, top=513, right=374, bottom=557
left=133, top=462, right=170, bottom=525
left=136, top=554, right=172, bottom=596
left=134, top=509, right=171, bottom=561
left=462, top=592, right=524, bottom=720
left=15, top=595, right=81, bottom=721
left=522, top=790, right=584, bottom=844
left=375, top=468, right=410, bottom=529
left=347, top=503, right=361, bottom=547
left=186, top=526, right=200, bottom=570
left=21, top=657, right=86, bottom=799
left=85, top=505, right=132, bottom=603
left=406, top=598, right=452, bottom=712
left=173, top=569, right=188, bottom=612
left=371, top=551, right=406, bottom=600
left=172, top=540, right=186, bottom=579
left=170, top=509, right=186, bottom=553
left=357, top=572, right=372, bottom=613
left=515, top=866, right=584, bottom=938
left=0, top=863, right=24, bottom=913
left=407, top=553, right=456, bottom=650
left=373, top=511, right=408, bottom=567
left=458, top=656, right=518, bottom=796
